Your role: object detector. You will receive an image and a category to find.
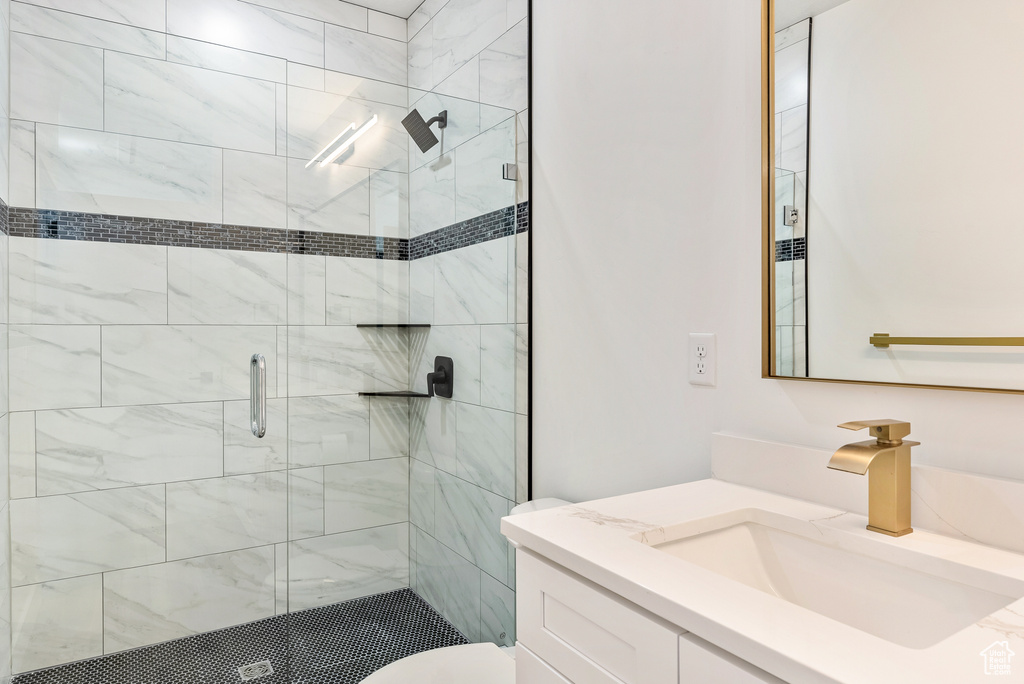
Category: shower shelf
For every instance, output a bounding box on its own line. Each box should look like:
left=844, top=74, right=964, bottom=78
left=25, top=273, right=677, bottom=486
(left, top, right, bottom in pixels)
left=356, top=324, right=431, bottom=328
left=358, top=391, right=430, bottom=398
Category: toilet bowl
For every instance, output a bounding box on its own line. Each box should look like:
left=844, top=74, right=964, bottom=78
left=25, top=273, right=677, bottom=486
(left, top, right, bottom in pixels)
left=362, top=498, right=571, bottom=683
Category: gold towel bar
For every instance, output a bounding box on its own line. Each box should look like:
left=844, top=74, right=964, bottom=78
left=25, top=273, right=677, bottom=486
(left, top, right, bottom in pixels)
left=871, top=333, right=1024, bottom=349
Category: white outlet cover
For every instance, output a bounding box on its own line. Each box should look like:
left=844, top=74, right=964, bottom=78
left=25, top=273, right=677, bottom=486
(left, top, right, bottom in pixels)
left=689, top=333, right=716, bottom=387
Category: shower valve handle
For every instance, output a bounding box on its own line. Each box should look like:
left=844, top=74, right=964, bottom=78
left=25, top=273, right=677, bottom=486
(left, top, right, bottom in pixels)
left=427, top=356, right=455, bottom=399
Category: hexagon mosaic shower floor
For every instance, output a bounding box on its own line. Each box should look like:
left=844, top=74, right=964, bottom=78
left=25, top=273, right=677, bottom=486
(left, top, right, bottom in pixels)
left=12, top=590, right=470, bottom=684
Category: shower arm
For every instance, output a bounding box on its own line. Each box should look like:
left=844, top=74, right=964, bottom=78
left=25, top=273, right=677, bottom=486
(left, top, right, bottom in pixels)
left=426, top=111, right=448, bottom=130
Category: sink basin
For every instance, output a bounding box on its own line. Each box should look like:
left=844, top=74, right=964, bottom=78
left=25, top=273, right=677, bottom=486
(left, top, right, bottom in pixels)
left=635, top=509, right=1024, bottom=649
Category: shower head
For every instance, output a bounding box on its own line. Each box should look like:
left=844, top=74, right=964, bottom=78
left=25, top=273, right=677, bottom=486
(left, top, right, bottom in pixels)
left=402, top=109, right=448, bottom=153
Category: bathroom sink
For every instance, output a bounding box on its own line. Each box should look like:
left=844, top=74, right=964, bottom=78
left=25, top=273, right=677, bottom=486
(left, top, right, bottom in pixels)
left=635, top=508, right=1024, bottom=649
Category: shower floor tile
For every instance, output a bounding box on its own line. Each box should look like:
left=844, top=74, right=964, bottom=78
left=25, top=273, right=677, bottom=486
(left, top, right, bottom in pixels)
left=12, top=589, right=469, bottom=684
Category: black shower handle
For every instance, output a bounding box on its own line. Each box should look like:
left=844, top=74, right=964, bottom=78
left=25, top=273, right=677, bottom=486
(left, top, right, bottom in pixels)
left=427, top=357, right=454, bottom=399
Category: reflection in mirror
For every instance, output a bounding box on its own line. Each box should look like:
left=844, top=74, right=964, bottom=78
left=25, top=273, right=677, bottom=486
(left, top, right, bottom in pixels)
left=769, top=0, right=1024, bottom=392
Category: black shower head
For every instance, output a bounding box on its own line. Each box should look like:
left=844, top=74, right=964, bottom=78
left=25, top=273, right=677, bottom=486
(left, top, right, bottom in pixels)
left=402, top=109, right=448, bottom=153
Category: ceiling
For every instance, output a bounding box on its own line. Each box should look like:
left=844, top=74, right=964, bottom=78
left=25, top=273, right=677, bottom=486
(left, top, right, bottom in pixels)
left=357, top=0, right=425, bottom=19
left=776, top=0, right=851, bottom=30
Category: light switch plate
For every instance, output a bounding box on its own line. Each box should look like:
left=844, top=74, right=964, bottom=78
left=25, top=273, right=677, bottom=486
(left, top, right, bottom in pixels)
left=689, top=333, right=716, bottom=387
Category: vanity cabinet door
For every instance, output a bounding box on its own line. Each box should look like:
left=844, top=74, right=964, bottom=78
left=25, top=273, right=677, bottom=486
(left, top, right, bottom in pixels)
left=517, top=644, right=573, bottom=684
left=518, top=549, right=683, bottom=684
left=678, top=633, right=786, bottom=683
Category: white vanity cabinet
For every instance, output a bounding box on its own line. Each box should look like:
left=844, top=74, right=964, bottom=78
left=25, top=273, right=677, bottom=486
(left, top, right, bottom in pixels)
left=516, top=549, right=784, bottom=684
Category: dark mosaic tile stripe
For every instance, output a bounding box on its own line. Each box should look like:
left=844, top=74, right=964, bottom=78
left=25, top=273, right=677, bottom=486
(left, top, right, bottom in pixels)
left=0, top=197, right=9, bottom=236
left=7, top=202, right=530, bottom=261
left=775, top=236, right=806, bottom=263
left=12, top=589, right=469, bottom=684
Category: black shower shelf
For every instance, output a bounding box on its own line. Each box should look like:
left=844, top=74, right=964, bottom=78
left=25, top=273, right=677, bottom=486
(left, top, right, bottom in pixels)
left=356, top=324, right=431, bottom=329
left=358, top=391, right=431, bottom=398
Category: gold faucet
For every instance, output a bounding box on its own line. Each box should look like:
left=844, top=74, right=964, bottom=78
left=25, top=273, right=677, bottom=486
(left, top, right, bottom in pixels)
left=828, top=420, right=919, bottom=537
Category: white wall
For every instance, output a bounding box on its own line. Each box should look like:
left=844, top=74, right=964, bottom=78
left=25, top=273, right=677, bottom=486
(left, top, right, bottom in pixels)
left=532, top=0, right=1024, bottom=505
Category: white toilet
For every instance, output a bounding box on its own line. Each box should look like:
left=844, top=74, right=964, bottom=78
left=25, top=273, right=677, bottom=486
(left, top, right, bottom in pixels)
left=362, top=498, right=571, bottom=684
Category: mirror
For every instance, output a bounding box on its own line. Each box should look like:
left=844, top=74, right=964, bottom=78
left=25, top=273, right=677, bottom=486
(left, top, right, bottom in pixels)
left=765, top=0, right=1024, bottom=393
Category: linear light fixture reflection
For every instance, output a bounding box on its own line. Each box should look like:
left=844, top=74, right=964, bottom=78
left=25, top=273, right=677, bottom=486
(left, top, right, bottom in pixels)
left=305, top=115, right=379, bottom=169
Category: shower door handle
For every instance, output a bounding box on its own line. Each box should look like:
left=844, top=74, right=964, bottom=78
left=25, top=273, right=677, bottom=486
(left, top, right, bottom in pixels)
left=250, top=353, right=267, bottom=438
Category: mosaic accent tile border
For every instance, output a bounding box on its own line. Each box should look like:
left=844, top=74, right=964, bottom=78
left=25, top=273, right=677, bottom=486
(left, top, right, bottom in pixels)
left=775, top=237, right=806, bottom=263
left=12, top=589, right=469, bottom=684
left=8, top=202, right=531, bottom=261
left=0, top=197, right=9, bottom=236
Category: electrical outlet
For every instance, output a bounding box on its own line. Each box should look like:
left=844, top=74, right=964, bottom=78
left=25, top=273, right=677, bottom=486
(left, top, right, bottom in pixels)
left=689, top=333, right=716, bottom=387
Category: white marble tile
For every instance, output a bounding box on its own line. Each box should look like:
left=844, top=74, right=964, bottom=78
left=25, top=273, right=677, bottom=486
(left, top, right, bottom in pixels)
left=166, top=473, right=287, bottom=559
left=244, top=0, right=367, bottom=31
left=407, top=25, right=433, bottom=92
left=287, top=87, right=409, bottom=174
left=102, top=326, right=279, bottom=405
left=410, top=153, right=456, bottom=236
left=434, top=239, right=509, bottom=325
left=369, top=11, right=406, bottom=41
left=168, top=248, right=287, bottom=325
left=11, top=486, right=164, bottom=585
left=793, top=171, right=807, bottom=239
left=166, top=36, right=287, bottom=83
left=324, top=458, right=408, bottom=534
left=10, top=120, right=35, bottom=208
left=408, top=0, right=447, bottom=40
left=456, top=403, right=514, bottom=499
left=224, top=398, right=288, bottom=475
left=277, top=84, right=288, bottom=156
left=288, top=524, right=409, bottom=611
left=11, top=575, right=102, bottom=674
left=410, top=459, right=436, bottom=535
left=775, top=259, right=794, bottom=325
left=325, top=257, right=409, bottom=325
left=515, top=414, right=527, bottom=504
left=11, top=33, right=102, bottom=129
left=506, top=0, right=527, bottom=28
left=274, top=542, right=288, bottom=615
left=434, top=60, right=479, bottom=105
left=434, top=471, right=508, bottom=583
left=10, top=412, right=36, bottom=500
left=16, top=0, right=165, bottom=31
left=288, top=254, right=327, bottom=326
left=35, top=403, right=223, bottom=495
left=774, top=40, right=809, bottom=114
left=10, top=238, right=166, bottom=325
left=287, top=326, right=408, bottom=396
left=455, top=118, right=516, bottom=222
left=0, top=418, right=9, bottom=509
left=479, top=22, right=527, bottom=112
left=411, top=396, right=458, bottom=474
left=431, top=0, right=506, bottom=85
left=288, top=158, right=370, bottom=234
left=288, top=62, right=325, bottom=91
left=409, top=255, right=434, bottom=324
left=105, top=53, right=276, bottom=154
left=775, top=19, right=810, bottom=50
left=325, top=24, right=407, bottom=86
left=774, top=170, right=794, bottom=241
left=276, top=326, right=288, bottom=396
left=370, top=397, right=410, bottom=460
left=410, top=324, right=480, bottom=403
left=480, top=324, right=515, bottom=411
left=515, top=229, right=528, bottom=322
left=780, top=104, right=808, bottom=174
left=793, top=324, right=807, bottom=378
left=290, top=467, right=324, bottom=540
left=370, top=169, right=409, bottom=239
left=11, top=3, right=166, bottom=58
left=515, top=324, right=528, bottom=415
left=412, top=526, right=480, bottom=640
left=514, top=110, right=529, bottom=204
left=10, top=325, right=100, bottom=411
left=224, top=151, right=288, bottom=229
left=36, top=125, right=224, bottom=223
left=324, top=70, right=408, bottom=108
left=408, top=93, right=480, bottom=170
left=104, top=547, right=276, bottom=652
left=480, top=572, right=514, bottom=645
left=288, top=394, right=370, bottom=467
left=166, top=0, right=325, bottom=67
left=794, top=258, right=807, bottom=326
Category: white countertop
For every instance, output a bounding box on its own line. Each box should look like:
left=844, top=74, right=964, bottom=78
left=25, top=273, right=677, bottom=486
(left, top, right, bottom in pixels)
left=501, top=479, right=1024, bottom=683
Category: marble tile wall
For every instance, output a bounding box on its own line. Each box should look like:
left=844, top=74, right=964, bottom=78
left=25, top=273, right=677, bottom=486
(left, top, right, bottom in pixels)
left=405, top=0, right=529, bottom=650
left=0, top=3, right=12, bottom=682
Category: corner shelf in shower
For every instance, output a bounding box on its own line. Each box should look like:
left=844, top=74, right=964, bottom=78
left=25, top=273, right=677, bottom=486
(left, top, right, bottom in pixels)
left=356, top=324, right=431, bottom=328
left=358, top=391, right=431, bottom=397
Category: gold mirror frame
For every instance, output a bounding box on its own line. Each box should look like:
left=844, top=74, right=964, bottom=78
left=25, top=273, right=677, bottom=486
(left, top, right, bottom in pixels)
left=759, top=0, right=1024, bottom=395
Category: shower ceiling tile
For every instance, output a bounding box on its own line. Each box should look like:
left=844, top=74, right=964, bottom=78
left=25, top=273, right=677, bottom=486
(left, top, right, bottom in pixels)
left=104, top=53, right=277, bottom=154
left=10, top=33, right=102, bottom=130
left=165, top=473, right=288, bottom=559
left=10, top=485, right=165, bottom=585
left=287, top=524, right=409, bottom=611
left=103, top=547, right=276, bottom=652
left=35, top=125, right=224, bottom=224
left=15, top=0, right=165, bottom=31
left=168, top=247, right=288, bottom=325
left=369, top=10, right=407, bottom=41
left=286, top=326, right=408, bottom=397
left=479, top=21, right=528, bottom=113
left=101, top=325, right=279, bottom=405
left=35, top=403, right=224, bottom=496
left=433, top=471, right=508, bottom=584
left=11, top=575, right=102, bottom=674
left=323, top=458, right=409, bottom=534
left=325, top=256, right=409, bottom=325
left=287, top=395, right=371, bottom=468
left=224, top=398, right=289, bottom=475
left=9, top=238, right=168, bottom=325
left=223, top=151, right=288, bottom=230
left=325, top=24, right=407, bottom=86
left=11, top=3, right=166, bottom=59
left=167, top=0, right=325, bottom=67
left=456, top=403, right=515, bottom=499
left=433, top=238, right=509, bottom=325
left=9, top=325, right=101, bottom=412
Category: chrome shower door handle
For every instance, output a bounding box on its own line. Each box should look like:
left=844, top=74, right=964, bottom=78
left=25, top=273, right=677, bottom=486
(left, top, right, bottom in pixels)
left=250, top=353, right=267, bottom=438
